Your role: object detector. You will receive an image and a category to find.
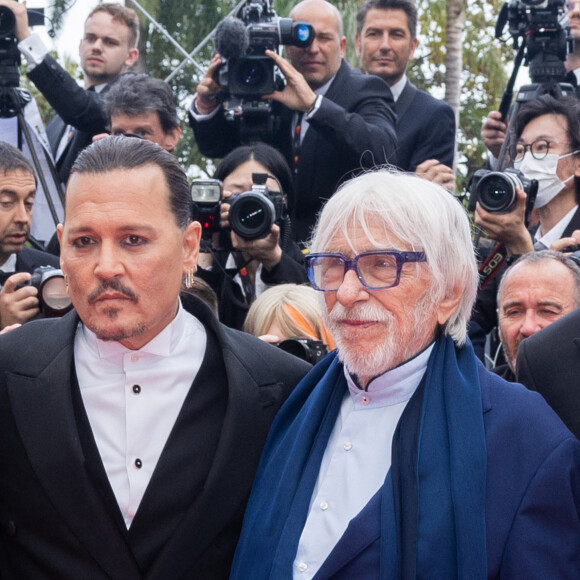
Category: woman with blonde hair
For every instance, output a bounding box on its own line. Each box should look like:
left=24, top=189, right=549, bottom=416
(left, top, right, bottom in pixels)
left=244, top=284, right=335, bottom=351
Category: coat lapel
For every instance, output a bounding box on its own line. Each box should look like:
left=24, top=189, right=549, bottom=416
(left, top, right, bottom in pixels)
left=144, top=297, right=285, bottom=579
left=7, top=313, right=141, bottom=579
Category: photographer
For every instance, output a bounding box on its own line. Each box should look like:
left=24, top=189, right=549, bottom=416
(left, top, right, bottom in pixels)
left=0, top=1, right=139, bottom=184
left=0, top=142, right=60, bottom=329
left=470, top=95, right=580, bottom=358
left=196, top=143, right=309, bottom=330
left=189, top=0, right=397, bottom=244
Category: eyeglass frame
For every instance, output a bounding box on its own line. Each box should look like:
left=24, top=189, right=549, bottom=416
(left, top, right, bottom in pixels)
left=510, top=138, right=572, bottom=162
left=304, top=250, right=427, bottom=291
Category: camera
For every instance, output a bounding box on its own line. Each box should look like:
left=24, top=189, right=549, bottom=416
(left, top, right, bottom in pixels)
left=191, top=179, right=222, bottom=238
left=0, top=3, right=45, bottom=91
left=496, top=0, right=570, bottom=84
left=468, top=168, right=537, bottom=213
left=15, top=266, right=73, bottom=318
left=275, top=338, right=328, bottom=364
left=228, top=173, right=284, bottom=240
left=191, top=173, right=285, bottom=240
left=215, top=1, right=314, bottom=99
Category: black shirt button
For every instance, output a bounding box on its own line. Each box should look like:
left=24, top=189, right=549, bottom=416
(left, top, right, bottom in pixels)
left=132, top=384, right=141, bottom=394
left=134, top=458, right=142, bottom=469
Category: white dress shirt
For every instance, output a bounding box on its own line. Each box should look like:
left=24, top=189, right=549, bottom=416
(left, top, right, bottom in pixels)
left=293, top=344, right=434, bottom=579
left=534, top=204, right=578, bottom=249
left=74, top=301, right=207, bottom=528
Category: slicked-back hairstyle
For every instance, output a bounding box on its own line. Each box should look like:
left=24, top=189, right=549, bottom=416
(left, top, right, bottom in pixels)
left=514, top=95, right=580, bottom=202
left=0, top=142, right=36, bottom=184
left=213, top=142, right=294, bottom=201
left=498, top=250, right=580, bottom=307
left=69, top=136, right=192, bottom=230
left=104, top=74, right=180, bottom=133
left=309, top=170, right=479, bottom=345
left=356, top=0, right=418, bottom=38
left=88, top=2, right=140, bottom=48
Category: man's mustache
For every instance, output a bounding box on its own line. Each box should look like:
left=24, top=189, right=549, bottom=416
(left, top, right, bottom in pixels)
left=87, top=279, right=138, bottom=304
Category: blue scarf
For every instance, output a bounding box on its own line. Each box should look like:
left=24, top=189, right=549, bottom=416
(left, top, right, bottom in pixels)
left=230, top=336, right=487, bottom=579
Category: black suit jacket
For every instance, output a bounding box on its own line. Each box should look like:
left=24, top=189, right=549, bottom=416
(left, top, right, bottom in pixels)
left=0, top=293, right=310, bottom=578
left=394, top=80, right=455, bottom=172
left=517, top=306, right=580, bottom=438
left=190, top=60, right=398, bottom=242
left=28, top=55, right=112, bottom=183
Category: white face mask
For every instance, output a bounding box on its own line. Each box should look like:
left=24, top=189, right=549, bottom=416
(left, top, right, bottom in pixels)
left=514, top=151, right=579, bottom=208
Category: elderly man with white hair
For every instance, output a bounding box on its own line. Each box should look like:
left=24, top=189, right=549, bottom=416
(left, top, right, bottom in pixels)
left=230, top=170, right=580, bottom=580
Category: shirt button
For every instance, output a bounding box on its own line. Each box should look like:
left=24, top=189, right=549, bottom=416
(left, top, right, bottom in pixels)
left=134, top=458, right=142, bottom=469
left=344, top=442, right=353, bottom=451
left=131, top=354, right=139, bottom=363
left=320, top=501, right=329, bottom=510
left=132, top=384, right=141, bottom=394
left=297, top=562, right=308, bottom=572
left=362, top=395, right=370, bottom=405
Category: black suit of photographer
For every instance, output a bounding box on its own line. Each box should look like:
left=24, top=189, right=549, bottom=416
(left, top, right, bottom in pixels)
left=190, top=60, right=397, bottom=244
left=196, top=229, right=308, bottom=331
left=28, top=55, right=114, bottom=184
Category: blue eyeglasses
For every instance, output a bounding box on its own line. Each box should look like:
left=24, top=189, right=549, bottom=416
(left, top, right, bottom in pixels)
left=305, top=250, right=427, bottom=291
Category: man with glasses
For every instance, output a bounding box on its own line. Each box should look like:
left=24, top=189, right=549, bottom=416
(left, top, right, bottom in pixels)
left=470, top=95, right=580, bottom=361
left=230, top=170, right=580, bottom=579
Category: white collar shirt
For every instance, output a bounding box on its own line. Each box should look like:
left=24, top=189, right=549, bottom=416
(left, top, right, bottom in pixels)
left=293, top=343, right=434, bottom=579
left=74, top=300, right=207, bottom=528
left=389, top=74, right=408, bottom=102
left=0, top=253, right=17, bottom=273
left=535, top=204, right=578, bottom=248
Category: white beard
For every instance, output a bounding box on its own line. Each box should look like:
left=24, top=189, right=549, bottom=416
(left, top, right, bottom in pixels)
left=323, top=295, right=437, bottom=380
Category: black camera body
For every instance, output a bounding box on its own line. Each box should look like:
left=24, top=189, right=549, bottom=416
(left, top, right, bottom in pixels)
left=215, top=1, right=314, bottom=100
left=275, top=338, right=328, bottom=364
left=15, top=265, right=72, bottom=317
left=498, top=0, right=569, bottom=83
left=468, top=168, right=537, bottom=213
left=228, top=175, right=284, bottom=240
left=0, top=4, right=45, bottom=91
left=191, top=173, right=285, bottom=240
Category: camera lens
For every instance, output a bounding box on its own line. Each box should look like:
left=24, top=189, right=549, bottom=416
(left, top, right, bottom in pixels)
left=477, top=172, right=519, bottom=213
left=235, top=58, right=270, bottom=91
left=229, top=193, right=274, bottom=240
left=41, top=276, right=71, bottom=312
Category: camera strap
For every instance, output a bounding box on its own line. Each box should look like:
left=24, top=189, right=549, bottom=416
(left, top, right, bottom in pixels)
left=478, top=242, right=508, bottom=288
left=292, top=112, right=303, bottom=175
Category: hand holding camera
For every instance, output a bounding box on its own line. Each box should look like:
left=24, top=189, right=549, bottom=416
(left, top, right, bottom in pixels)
left=261, top=49, right=317, bottom=113
left=0, top=271, right=40, bottom=328
left=474, top=186, right=535, bottom=255
left=194, top=54, right=223, bottom=115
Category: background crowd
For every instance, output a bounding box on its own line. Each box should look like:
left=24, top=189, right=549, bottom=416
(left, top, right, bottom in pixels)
left=0, top=0, right=579, bottom=577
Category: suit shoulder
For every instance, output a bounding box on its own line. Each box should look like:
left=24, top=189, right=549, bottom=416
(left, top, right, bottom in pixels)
left=218, top=325, right=311, bottom=379
left=480, top=366, right=574, bottom=448
left=415, top=88, right=453, bottom=110
left=18, top=246, right=60, bottom=270
left=0, top=316, right=73, bottom=373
